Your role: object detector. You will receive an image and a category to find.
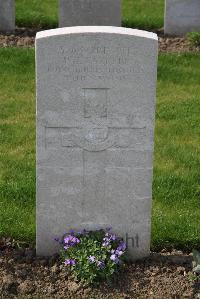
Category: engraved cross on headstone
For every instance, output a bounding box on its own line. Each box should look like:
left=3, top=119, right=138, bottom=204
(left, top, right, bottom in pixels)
left=45, top=88, right=146, bottom=223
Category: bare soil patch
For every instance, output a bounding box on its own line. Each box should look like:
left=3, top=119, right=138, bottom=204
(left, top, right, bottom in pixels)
left=159, top=36, right=199, bottom=53
left=0, top=28, right=200, bottom=53
left=0, top=238, right=199, bottom=298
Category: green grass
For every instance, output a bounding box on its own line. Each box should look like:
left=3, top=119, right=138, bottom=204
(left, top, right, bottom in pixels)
left=0, top=48, right=35, bottom=241
left=122, top=0, right=164, bottom=30
left=152, top=54, right=200, bottom=250
left=16, top=0, right=58, bottom=28
left=15, top=0, right=165, bottom=30
left=0, top=49, right=200, bottom=251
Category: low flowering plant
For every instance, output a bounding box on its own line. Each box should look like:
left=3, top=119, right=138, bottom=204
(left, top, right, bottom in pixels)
left=55, top=228, right=127, bottom=284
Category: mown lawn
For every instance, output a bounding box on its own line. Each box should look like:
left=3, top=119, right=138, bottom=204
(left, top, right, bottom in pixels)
left=15, top=0, right=165, bottom=30
left=0, top=48, right=200, bottom=250
left=153, top=54, right=200, bottom=250
left=0, top=49, right=35, bottom=241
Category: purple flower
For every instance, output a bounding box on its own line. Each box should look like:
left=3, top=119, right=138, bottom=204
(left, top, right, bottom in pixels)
left=108, top=233, right=117, bottom=241
left=97, top=260, right=105, bottom=269
left=115, top=249, right=123, bottom=257
left=102, top=237, right=110, bottom=247
left=63, top=235, right=80, bottom=249
left=117, top=241, right=126, bottom=252
left=110, top=254, right=120, bottom=264
left=64, top=259, right=76, bottom=266
left=110, top=254, right=117, bottom=261
left=102, top=241, right=110, bottom=247
left=88, top=255, right=96, bottom=263
left=104, top=233, right=117, bottom=242
left=102, top=232, right=117, bottom=247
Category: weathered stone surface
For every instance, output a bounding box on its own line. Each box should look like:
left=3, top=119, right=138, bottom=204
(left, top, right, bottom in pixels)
left=59, top=0, right=121, bottom=27
left=0, top=0, right=15, bottom=32
left=36, top=27, right=158, bottom=260
left=165, top=0, right=200, bottom=36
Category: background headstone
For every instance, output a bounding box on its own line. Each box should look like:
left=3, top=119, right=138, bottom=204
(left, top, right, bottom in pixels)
left=165, top=0, right=200, bottom=36
left=59, top=0, right=121, bottom=27
left=36, top=27, right=158, bottom=260
left=0, top=0, right=15, bottom=32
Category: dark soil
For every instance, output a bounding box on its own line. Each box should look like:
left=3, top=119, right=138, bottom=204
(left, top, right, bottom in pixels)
left=0, top=27, right=200, bottom=53
left=159, top=36, right=199, bottom=53
left=0, top=238, right=200, bottom=298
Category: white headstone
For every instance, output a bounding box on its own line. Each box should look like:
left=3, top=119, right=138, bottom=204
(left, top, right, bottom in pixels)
left=36, top=27, right=158, bottom=260
left=0, top=0, right=15, bottom=32
left=59, top=0, right=121, bottom=27
left=165, top=0, right=200, bottom=36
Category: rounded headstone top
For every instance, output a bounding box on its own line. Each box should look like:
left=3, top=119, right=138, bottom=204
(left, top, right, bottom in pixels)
left=36, top=26, right=158, bottom=41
